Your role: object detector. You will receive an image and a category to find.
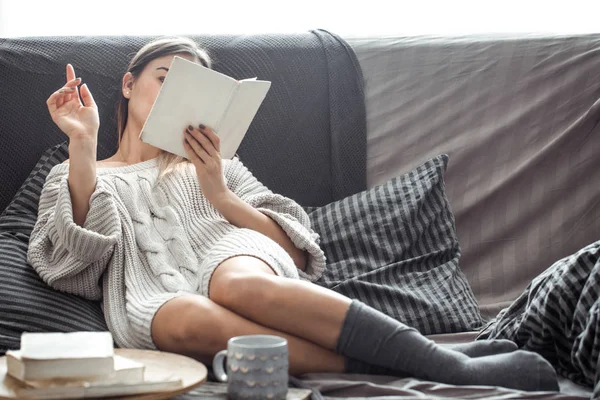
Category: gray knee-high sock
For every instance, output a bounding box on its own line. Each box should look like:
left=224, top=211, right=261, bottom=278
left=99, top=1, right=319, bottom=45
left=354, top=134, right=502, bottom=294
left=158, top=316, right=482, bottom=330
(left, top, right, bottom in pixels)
left=344, top=340, right=518, bottom=377
left=447, top=339, right=518, bottom=357
left=336, top=301, right=559, bottom=392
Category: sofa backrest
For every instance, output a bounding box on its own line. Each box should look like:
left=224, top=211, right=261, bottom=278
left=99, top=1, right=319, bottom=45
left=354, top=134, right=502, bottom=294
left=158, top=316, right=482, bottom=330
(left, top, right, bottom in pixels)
left=0, top=33, right=366, bottom=212
left=349, top=34, right=600, bottom=318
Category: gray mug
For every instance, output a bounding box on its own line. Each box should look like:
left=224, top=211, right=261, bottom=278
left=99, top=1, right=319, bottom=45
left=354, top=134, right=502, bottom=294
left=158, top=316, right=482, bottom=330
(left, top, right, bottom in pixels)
left=213, top=335, right=289, bottom=400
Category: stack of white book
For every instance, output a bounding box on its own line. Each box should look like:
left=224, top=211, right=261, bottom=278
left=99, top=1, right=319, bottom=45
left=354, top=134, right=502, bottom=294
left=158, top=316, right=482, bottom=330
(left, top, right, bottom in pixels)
left=6, top=331, right=182, bottom=399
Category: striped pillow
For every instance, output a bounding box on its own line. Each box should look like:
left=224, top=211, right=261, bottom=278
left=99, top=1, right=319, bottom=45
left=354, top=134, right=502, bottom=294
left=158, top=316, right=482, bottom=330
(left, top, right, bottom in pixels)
left=307, top=155, right=483, bottom=334
left=0, top=142, right=107, bottom=354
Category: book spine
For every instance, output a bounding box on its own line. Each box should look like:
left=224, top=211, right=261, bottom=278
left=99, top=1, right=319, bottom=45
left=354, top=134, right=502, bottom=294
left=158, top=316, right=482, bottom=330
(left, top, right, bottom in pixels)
left=214, top=83, right=240, bottom=132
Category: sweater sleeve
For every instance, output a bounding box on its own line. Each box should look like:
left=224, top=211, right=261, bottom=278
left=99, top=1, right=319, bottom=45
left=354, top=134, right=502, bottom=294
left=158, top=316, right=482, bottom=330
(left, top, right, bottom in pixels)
left=27, top=170, right=121, bottom=300
left=224, top=158, right=326, bottom=282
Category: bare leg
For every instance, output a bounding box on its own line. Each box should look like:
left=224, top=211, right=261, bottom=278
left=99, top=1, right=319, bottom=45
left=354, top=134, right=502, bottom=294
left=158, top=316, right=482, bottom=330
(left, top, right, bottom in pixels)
left=209, top=256, right=351, bottom=349
left=209, top=258, right=520, bottom=356
left=207, top=256, right=559, bottom=392
left=151, top=293, right=345, bottom=376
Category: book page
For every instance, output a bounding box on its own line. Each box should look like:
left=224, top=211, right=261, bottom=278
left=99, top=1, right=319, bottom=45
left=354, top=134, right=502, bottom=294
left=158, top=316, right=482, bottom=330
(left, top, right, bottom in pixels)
left=140, top=56, right=239, bottom=158
left=218, top=79, right=271, bottom=159
left=16, top=378, right=183, bottom=399
left=20, top=332, right=114, bottom=360
left=23, top=356, right=145, bottom=388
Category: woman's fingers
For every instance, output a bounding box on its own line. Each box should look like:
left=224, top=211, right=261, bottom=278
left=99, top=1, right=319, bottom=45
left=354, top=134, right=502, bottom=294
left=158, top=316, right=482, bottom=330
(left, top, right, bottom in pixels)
left=53, top=78, right=80, bottom=98
left=47, top=80, right=84, bottom=113
left=58, top=88, right=78, bottom=96
left=55, top=93, right=66, bottom=110
left=188, top=125, right=218, bottom=157
left=79, top=83, right=97, bottom=108
left=62, top=77, right=81, bottom=88
left=185, top=129, right=210, bottom=163
left=66, top=64, right=76, bottom=83
left=57, top=87, right=76, bottom=94
left=49, top=78, right=80, bottom=109
left=48, top=64, right=88, bottom=114
left=72, top=83, right=83, bottom=106
left=47, top=91, right=66, bottom=113
left=47, top=91, right=73, bottom=113
left=198, top=124, right=221, bottom=153
left=183, top=136, right=203, bottom=164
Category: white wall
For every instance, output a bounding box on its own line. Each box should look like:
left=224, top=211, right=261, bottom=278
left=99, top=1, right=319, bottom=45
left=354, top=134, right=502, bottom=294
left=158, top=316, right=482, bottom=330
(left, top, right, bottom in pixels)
left=1, top=0, right=599, bottom=38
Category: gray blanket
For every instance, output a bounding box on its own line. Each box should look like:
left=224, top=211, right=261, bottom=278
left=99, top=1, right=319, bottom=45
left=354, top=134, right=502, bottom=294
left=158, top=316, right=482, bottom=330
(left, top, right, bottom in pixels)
left=477, top=240, right=600, bottom=397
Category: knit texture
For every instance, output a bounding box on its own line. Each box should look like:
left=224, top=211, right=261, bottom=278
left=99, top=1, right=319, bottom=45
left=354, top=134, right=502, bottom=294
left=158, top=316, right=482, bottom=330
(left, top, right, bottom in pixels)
left=27, top=157, right=326, bottom=349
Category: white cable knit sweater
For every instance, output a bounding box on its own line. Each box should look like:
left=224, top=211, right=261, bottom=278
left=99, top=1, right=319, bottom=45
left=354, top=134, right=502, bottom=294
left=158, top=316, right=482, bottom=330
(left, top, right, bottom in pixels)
left=27, top=157, right=326, bottom=349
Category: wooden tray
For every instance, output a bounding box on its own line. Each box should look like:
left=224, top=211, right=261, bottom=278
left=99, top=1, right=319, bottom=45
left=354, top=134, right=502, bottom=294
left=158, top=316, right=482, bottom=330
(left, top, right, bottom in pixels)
left=0, top=348, right=207, bottom=400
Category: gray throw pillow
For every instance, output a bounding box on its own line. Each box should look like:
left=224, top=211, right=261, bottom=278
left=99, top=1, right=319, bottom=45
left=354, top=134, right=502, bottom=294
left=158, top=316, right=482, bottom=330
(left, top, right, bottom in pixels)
left=0, top=142, right=107, bottom=355
left=307, top=155, right=483, bottom=334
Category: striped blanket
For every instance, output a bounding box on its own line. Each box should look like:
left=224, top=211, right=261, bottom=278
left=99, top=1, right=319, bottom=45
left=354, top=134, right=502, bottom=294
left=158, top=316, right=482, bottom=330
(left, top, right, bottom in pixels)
left=477, top=240, right=600, bottom=396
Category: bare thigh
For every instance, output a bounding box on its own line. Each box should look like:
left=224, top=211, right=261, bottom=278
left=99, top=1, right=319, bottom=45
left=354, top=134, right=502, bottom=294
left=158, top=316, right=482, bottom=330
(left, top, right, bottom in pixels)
left=150, top=293, right=345, bottom=375
left=209, top=255, right=350, bottom=350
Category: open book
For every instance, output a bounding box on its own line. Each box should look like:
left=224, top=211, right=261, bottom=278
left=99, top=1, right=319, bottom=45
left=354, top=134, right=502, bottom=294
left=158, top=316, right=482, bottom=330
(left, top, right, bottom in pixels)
left=140, top=56, right=272, bottom=159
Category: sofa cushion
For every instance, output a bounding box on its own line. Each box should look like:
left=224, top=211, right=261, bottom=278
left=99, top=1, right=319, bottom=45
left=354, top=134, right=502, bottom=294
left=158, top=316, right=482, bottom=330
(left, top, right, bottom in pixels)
left=308, top=155, right=483, bottom=334
left=0, top=142, right=107, bottom=354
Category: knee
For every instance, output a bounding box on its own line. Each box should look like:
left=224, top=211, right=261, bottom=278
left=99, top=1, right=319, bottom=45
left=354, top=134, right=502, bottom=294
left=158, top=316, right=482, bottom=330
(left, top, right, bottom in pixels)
left=167, top=297, right=210, bottom=343
left=152, top=296, right=224, bottom=357
left=210, top=266, right=277, bottom=310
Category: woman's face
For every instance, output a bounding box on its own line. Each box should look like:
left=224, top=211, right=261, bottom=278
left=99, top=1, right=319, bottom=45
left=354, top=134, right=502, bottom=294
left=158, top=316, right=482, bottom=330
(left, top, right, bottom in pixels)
left=123, top=53, right=195, bottom=130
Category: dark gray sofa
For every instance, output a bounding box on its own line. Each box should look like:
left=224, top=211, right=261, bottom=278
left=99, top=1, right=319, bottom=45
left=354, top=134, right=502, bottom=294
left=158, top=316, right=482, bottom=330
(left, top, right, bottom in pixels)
left=2, top=32, right=599, bottom=399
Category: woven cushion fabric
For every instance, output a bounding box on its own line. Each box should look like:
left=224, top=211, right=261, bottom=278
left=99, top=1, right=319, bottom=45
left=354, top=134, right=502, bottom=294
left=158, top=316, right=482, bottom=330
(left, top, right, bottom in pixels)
left=308, top=155, right=483, bottom=334
left=0, top=142, right=107, bottom=354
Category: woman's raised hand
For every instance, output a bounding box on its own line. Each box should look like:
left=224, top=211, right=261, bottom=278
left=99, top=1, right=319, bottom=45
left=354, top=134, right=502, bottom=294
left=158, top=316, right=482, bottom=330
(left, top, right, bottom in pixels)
left=46, top=63, right=99, bottom=142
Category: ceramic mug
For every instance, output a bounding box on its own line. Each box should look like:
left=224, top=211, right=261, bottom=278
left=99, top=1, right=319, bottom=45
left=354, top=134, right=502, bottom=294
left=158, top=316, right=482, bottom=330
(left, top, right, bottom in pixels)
left=212, top=335, right=289, bottom=400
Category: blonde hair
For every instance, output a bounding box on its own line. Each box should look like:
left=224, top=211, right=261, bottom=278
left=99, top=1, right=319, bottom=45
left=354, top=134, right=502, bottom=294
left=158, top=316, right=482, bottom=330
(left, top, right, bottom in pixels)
left=115, top=37, right=212, bottom=179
